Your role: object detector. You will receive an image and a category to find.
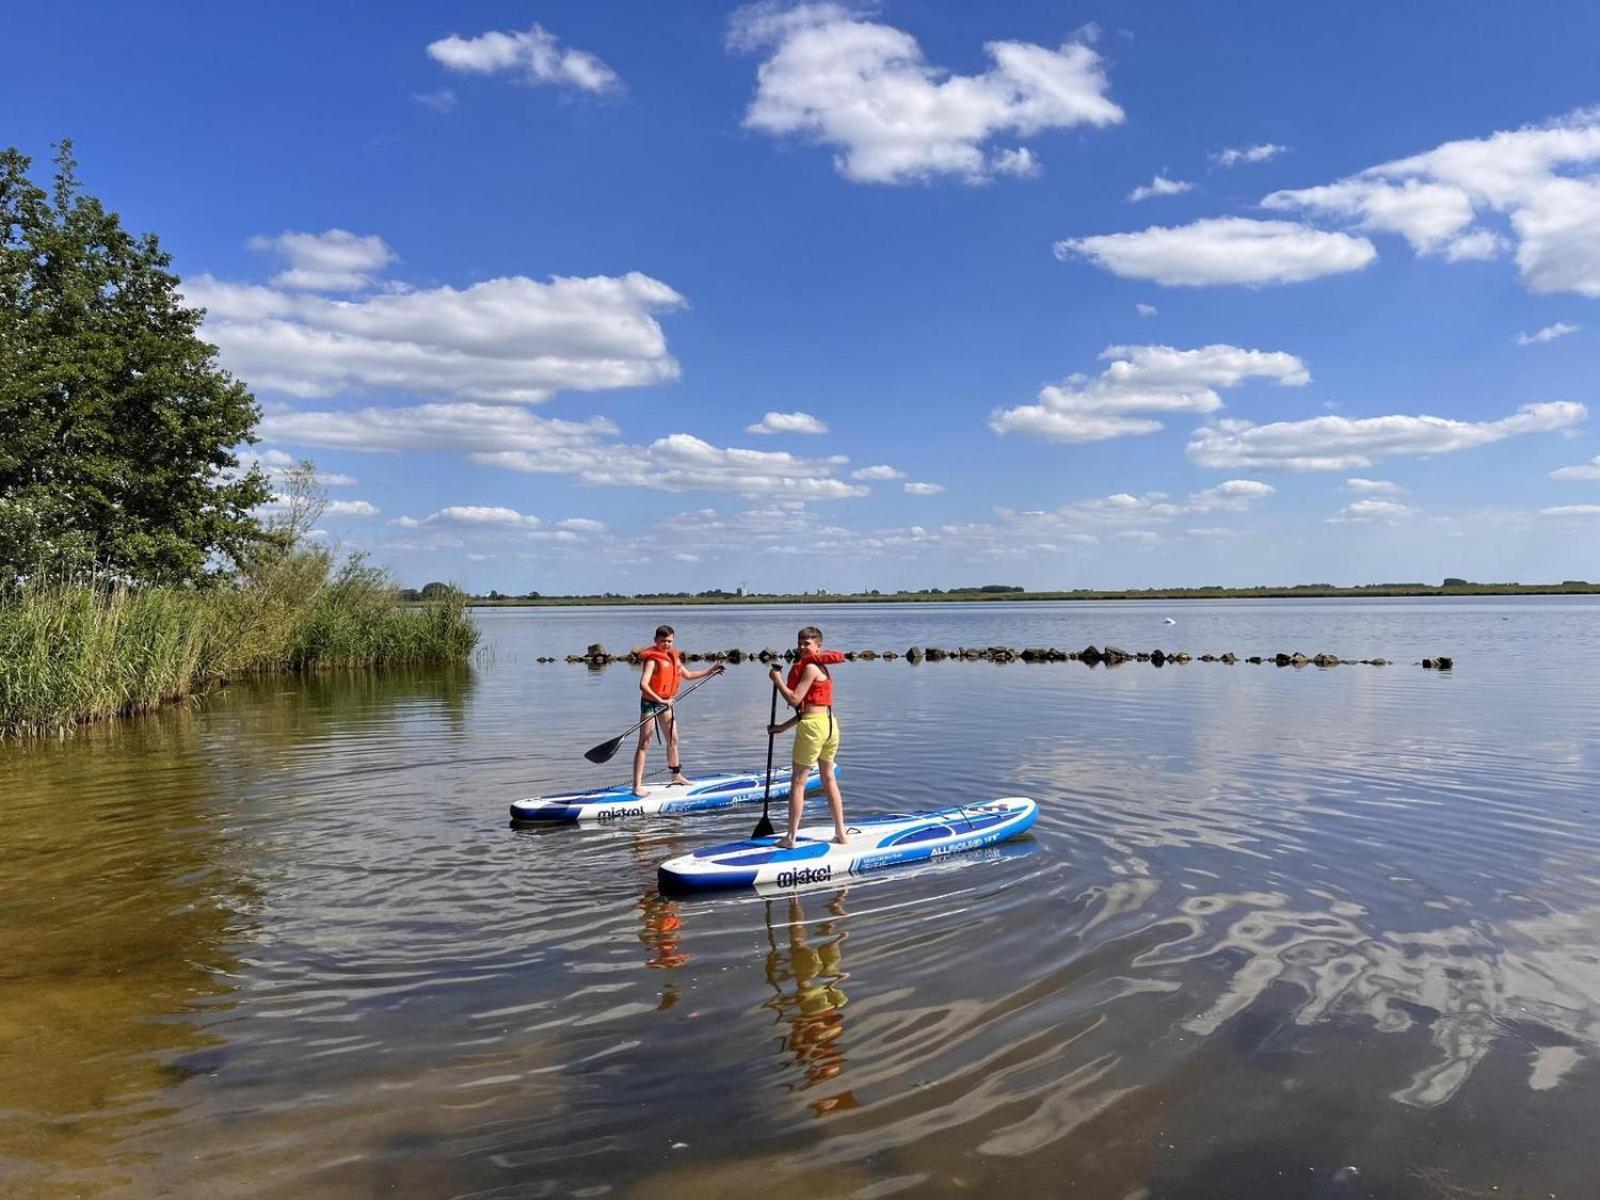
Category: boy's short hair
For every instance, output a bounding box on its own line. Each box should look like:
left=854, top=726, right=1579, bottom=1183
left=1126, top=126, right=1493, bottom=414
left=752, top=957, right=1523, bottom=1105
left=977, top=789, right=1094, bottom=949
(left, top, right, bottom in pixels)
left=797, top=625, right=823, bottom=643
left=655, top=624, right=675, bottom=639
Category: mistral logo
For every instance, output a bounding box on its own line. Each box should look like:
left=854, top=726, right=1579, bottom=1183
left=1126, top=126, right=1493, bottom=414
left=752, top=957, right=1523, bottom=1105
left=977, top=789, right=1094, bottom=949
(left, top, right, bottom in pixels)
left=597, top=805, right=647, bottom=822
left=775, top=865, right=832, bottom=888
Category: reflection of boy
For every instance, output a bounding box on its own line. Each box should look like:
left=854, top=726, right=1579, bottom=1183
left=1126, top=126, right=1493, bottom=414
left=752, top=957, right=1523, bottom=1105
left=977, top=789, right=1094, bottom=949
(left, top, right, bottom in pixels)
left=767, top=625, right=847, bottom=848
left=634, top=625, right=724, bottom=797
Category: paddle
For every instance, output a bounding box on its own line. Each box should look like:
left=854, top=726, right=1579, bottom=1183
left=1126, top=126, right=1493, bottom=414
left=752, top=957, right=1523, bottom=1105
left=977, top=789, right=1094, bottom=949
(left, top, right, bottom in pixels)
left=582, top=670, right=720, bottom=764
left=751, top=682, right=780, bottom=838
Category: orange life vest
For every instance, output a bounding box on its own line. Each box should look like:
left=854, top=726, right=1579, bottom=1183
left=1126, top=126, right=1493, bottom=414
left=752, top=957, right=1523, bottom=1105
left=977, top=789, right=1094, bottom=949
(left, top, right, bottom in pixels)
left=639, top=647, right=683, bottom=698
left=787, top=650, right=844, bottom=708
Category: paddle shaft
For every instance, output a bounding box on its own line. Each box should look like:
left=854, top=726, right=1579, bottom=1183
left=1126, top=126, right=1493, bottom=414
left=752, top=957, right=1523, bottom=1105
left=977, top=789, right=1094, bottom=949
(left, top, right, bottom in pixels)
left=752, top=682, right=779, bottom=836
left=583, top=670, right=718, bottom=763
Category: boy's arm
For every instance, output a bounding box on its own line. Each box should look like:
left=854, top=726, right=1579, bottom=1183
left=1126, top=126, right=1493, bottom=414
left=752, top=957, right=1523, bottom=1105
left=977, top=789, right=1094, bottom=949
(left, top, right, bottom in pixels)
left=684, top=663, right=727, bottom=681
left=770, top=663, right=819, bottom=708
left=639, top=661, right=662, bottom=703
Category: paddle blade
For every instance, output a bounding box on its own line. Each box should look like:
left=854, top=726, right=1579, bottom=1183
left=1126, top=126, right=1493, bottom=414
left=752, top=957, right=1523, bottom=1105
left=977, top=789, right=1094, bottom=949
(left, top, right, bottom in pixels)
left=751, top=812, right=775, bottom=838
left=584, top=735, right=625, bottom=764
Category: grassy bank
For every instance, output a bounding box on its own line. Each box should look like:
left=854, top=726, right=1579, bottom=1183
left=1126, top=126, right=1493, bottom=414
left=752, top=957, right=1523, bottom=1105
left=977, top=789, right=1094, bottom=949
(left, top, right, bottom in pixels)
left=0, top=551, right=476, bottom=737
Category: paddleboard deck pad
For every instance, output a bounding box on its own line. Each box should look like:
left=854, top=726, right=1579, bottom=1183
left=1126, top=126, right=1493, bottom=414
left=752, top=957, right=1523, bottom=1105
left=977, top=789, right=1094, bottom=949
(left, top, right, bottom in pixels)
left=657, top=797, right=1037, bottom=892
left=510, top=768, right=828, bottom=824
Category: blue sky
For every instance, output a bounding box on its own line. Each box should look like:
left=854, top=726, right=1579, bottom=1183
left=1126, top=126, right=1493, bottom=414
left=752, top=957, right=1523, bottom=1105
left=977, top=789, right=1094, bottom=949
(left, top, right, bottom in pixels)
left=8, top=2, right=1600, bottom=591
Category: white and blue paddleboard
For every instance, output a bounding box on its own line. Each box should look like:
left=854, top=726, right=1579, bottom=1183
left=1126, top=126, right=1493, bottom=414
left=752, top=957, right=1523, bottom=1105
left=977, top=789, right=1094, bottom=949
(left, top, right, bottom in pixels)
left=657, top=797, right=1037, bottom=892
left=510, top=768, right=828, bottom=824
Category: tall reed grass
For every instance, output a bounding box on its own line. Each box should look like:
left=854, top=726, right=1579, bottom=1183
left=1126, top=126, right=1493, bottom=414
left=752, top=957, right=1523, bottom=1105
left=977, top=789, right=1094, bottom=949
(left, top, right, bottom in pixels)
left=0, top=549, right=476, bottom=736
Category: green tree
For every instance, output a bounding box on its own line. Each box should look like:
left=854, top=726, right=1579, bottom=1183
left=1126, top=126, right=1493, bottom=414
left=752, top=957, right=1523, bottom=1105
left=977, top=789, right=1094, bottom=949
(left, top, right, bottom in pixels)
left=420, top=581, right=451, bottom=600
left=0, top=142, right=271, bottom=585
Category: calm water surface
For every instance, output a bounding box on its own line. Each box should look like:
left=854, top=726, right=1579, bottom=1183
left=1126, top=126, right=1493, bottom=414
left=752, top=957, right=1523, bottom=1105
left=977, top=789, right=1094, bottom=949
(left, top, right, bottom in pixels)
left=3, top=599, right=1598, bottom=1198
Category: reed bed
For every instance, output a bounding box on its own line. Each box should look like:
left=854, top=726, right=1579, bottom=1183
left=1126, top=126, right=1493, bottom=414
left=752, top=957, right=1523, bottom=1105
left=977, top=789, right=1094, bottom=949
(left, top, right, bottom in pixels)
left=0, top=551, right=476, bottom=736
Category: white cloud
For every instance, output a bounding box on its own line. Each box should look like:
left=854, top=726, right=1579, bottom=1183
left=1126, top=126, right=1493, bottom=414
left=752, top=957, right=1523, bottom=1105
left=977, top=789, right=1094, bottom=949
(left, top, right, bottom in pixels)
left=1333, top=498, right=1413, bottom=521
left=904, top=481, right=945, bottom=495
left=245, top=230, right=397, bottom=292
left=991, top=343, right=1310, bottom=444
left=421, top=506, right=543, bottom=528
left=1211, top=143, right=1288, bottom=168
left=1261, top=109, right=1600, bottom=296
left=1113, top=530, right=1160, bottom=543
left=1551, top=454, right=1600, bottom=481
left=1517, top=321, right=1579, bottom=346
left=186, top=269, right=685, bottom=402
left=1343, top=477, right=1403, bottom=494
left=1055, top=217, right=1376, bottom=286
left=1188, top=401, right=1587, bottom=470
left=850, top=464, right=905, bottom=480
left=1263, top=177, right=1481, bottom=256
left=557, top=517, right=607, bottom=533
left=238, top=449, right=358, bottom=487
left=1135, top=302, right=1158, bottom=317
left=323, top=499, right=380, bottom=518
left=1128, top=174, right=1194, bottom=203
left=267, top=403, right=865, bottom=503
left=480, top=431, right=869, bottom=500
left=1187, top=526, right=1239, bottom=539
left=261, top=403, right=617, bottom=453
left=746, top=410, right=829, bottom=435
left=990, top=147, right=1040, bottom=179
left=1540, top=504, right=1600, bottom=516
left=414, top=89, right=458, bottom=113
left=427, top=24, right=622, bottom=94
left=729, top=3, right=1122, bottom=184
left=258, top=493, right=378, bottom=518
left=1036, top=480, right=1275, bottom=525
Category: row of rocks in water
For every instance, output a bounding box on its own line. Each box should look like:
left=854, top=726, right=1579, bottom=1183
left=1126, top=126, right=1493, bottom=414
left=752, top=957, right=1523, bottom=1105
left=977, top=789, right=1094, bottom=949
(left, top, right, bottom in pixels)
left=541, top=644, right=1454, bottom=669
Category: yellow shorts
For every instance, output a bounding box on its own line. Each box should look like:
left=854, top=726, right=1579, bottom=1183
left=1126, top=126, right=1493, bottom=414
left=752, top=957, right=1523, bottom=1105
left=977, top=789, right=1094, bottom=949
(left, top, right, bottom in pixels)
left=792, top=710, right=840, bottom=767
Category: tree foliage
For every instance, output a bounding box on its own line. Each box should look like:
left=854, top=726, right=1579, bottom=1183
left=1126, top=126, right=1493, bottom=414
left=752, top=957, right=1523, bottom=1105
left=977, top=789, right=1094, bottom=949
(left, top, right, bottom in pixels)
left=0, top=142, right=271, bottom=585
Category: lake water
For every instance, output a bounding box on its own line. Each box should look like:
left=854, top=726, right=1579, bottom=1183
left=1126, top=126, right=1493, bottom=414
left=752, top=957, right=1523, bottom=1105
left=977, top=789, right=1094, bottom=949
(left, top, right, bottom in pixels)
left=3, top=599, right=1598, bottom=1198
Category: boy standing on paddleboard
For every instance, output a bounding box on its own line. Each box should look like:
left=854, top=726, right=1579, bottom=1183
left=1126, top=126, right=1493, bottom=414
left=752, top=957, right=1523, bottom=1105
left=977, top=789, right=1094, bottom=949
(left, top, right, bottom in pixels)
left=634, top=625, right=724, bottom=797
left=768, top=626, right=848, bottom=848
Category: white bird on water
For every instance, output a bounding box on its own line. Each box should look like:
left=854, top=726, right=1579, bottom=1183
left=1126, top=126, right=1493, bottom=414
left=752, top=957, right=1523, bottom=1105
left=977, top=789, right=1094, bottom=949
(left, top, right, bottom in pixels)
left=1162, top=617, right=1176, bottom=624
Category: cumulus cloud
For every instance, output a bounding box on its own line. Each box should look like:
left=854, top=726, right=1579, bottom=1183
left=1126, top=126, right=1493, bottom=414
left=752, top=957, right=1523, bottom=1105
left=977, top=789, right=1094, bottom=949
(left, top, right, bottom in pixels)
left=850, top=464, right=905, bottom=480
left=1331, top=498, right=1414, bottom=521
left=729, top=2, right=1122, bottom=184
left=1135, top=302, right=1158, bottom=317
left=1261, top=109, right=1600, bottom=296
left=1211, top=143, right=1288, bottom=168
left=1055, top=217, right=1376, bottom=286
left=262, top=402, right=868, bottom=501
left=1128, top=174, right=1194, bottom=202
left=991, top=343, right=1310, bottom=443
left=1517, top=321, right=1579, bottom=346
left=238, top=448, right=358, bottom=487
left=246, top=230, right=397, bottom=292
left=1188, top=401, right=1587, bottom=470
left=186, top=268, right=685, bottom=403
left=904, top=481, right=945, bottom=495
left=746, top=410, right=829, bottom=435
left=427, top=24, right=622, bottom=94
left=1343, top=477, right=1403, bottom=493
left=414, top=88, right=458, bottom=113
left=322, top=499, right=380, bottom=517
left=1550, top=454, right=1600, bottom=480
left=1540, top=504, right=1600, bottom=516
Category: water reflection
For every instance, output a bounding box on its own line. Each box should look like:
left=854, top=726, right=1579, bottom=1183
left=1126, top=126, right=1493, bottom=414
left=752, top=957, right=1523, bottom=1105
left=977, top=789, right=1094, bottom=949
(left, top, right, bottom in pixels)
left=761, top=892, right=857, bottom=1117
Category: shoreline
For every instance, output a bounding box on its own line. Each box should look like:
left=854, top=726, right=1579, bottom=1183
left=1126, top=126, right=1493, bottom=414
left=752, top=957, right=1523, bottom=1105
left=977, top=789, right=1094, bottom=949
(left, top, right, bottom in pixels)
left=468, top=583, right=1600, bottom=607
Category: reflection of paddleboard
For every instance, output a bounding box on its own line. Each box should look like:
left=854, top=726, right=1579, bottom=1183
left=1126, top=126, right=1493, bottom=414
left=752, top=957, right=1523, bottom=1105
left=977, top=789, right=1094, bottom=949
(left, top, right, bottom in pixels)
left=510, top=768, right=828, bottom=824
left=658, top=798, right=1038, bottom=893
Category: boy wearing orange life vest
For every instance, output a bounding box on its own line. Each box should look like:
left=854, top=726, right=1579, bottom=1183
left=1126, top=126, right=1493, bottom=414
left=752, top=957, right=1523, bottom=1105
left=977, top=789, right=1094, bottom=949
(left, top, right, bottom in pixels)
left=634, top=625, right=724, bottom=797
left=767, top=625, right=848, bottom=848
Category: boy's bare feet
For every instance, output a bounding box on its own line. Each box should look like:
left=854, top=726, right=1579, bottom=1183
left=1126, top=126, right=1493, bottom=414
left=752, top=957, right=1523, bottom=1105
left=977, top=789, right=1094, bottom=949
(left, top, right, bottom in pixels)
left=832, top=834, right=849, bottom=845
left=774, top=836, right=797, bottom=849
